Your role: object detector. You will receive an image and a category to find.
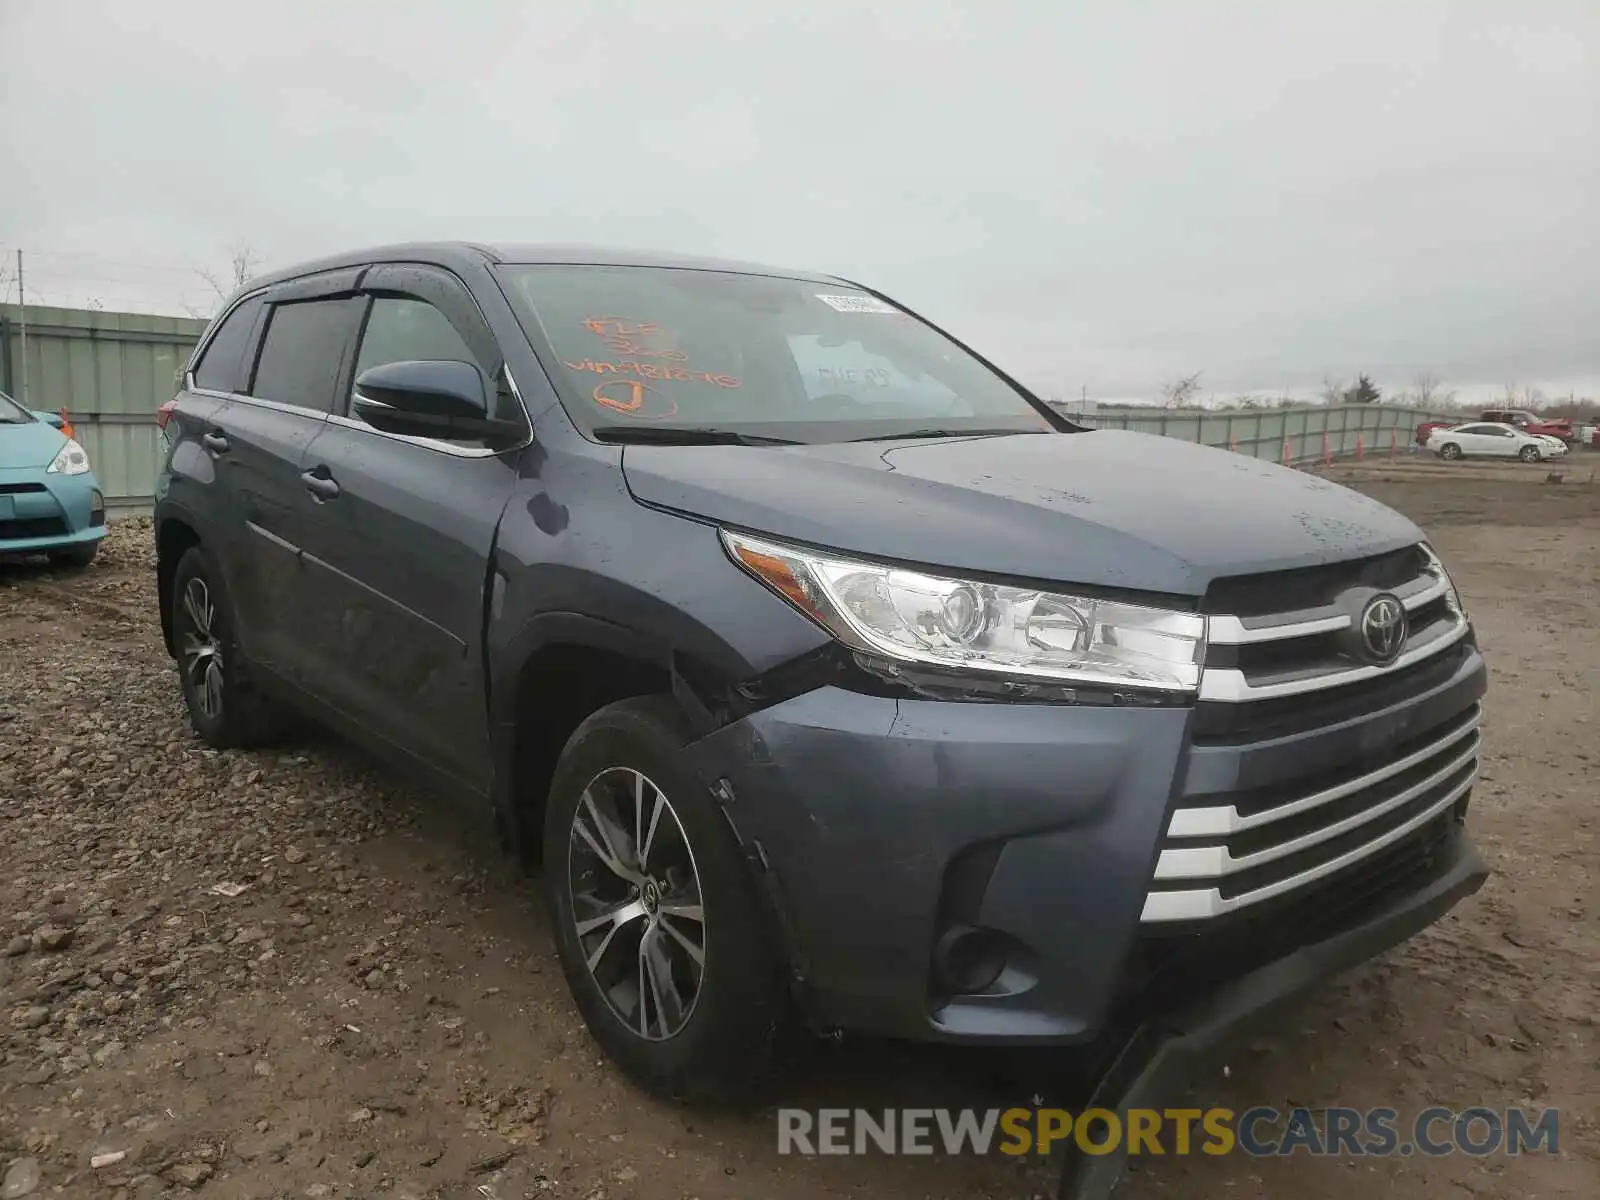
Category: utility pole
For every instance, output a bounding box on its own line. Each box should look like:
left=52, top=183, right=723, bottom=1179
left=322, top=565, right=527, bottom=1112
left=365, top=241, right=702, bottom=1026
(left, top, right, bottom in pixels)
left=15, top=249, right=26, bottom=405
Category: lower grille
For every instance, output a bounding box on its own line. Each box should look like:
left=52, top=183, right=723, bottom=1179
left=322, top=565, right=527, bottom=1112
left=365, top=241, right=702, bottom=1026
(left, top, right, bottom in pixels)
left=0, top=517, right=69, bottom=541
left=1143, top=702, right=1481, bottom=922
left=1121, top=814, right=1459, bottom=1012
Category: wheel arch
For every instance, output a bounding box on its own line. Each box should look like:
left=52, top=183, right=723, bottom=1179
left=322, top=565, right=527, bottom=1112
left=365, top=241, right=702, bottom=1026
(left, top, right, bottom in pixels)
left=155, top=515, right=204, bottom=658
left=491, top=614, right=735, bottom=870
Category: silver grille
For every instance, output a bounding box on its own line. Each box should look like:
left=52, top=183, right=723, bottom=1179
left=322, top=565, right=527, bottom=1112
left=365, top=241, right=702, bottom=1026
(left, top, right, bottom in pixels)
left=1143, top=544, right=1479, bottom=923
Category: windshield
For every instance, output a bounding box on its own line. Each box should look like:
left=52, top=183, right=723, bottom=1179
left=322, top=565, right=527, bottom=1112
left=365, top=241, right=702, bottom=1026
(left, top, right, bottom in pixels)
left=0, top=389, right=34, bottom=424
left=496, top=265, right=1058, bottom=443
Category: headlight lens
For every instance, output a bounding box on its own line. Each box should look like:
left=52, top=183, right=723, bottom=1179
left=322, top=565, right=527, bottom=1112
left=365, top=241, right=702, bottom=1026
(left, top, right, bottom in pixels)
left=1423, top=543, right=1466, bottom=619
left=723, top=530, right=1206, bottom=692
left=46, top=438, right=91, bottom=476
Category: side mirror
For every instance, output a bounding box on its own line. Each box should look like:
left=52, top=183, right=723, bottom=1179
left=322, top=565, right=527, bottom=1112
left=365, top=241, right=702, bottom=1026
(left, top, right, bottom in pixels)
left=351, top=360, right=521, bottom=443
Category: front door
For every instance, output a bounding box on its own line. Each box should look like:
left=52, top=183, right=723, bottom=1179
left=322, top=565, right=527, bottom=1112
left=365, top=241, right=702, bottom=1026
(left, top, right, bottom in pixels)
left=295, top=265, right=526, bottom=793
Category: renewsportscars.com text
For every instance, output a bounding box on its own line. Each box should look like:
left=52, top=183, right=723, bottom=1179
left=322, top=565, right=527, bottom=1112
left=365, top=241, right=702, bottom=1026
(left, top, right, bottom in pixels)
left=777, top=1106, right=1561, bottom=1159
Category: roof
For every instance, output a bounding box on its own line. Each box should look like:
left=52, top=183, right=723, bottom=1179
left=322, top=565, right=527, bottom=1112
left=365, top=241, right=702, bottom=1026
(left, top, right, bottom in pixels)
left=244, top=240, right=843, bottom=293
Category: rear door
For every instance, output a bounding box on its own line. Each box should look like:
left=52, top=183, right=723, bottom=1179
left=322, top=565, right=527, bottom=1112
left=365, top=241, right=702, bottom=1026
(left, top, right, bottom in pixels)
left=214, top=271, right=366, bottom=685
left=294, top=264, right=526, bottom=792
left=161, top=293, right=267, bottom=548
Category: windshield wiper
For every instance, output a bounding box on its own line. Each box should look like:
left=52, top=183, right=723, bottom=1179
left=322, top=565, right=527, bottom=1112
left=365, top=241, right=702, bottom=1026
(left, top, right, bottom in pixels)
left=591, top=425, right=800, bottom=447
left=849, top=427, right=1047, bottom=443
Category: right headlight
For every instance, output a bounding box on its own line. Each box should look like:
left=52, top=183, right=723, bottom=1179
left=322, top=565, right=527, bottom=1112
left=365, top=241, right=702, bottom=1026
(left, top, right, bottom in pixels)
left=1422, top=543, right=1467, bottom=620
left=722, top=530, right=1206, bottom=693
left=46, top=438, right=91, bottom=476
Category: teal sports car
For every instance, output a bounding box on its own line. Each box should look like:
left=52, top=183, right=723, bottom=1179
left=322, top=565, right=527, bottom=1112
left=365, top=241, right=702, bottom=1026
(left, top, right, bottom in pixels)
left=0, top=388, right=107, bottom=566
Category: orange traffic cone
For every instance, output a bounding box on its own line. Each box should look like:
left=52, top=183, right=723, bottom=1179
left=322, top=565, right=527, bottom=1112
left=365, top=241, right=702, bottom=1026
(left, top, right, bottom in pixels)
left=1356, top=432, right=1365, bottom=461
left=1322, top=431, right=1332, bottom=466
left=58, top=408, right=74, bottom=439
left=1229, top=432, right=1238, bottom=453
left=1391, top=429, right=1399, bottom=458
left=1281, top=437, right=1292, bottom=465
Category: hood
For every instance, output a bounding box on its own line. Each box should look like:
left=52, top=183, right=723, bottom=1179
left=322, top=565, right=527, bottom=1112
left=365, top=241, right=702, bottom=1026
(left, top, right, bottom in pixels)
left=0, top=418, right=67, bottom=469
left=621, top=429, right=1425, bottom=597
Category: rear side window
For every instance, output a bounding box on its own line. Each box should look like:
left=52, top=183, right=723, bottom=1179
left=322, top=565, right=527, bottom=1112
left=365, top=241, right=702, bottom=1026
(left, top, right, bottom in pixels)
left=250, top=297, right=364, bottom=413
left=191, top=295, right=264, bottom=393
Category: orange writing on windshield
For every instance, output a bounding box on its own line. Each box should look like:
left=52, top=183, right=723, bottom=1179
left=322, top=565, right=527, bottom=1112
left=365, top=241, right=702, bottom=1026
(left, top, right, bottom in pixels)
left=592, top=379, right=678, bottom=420
left=563, top=358, right=741, bottom=389
left=583, top=316, right=689, bottom=361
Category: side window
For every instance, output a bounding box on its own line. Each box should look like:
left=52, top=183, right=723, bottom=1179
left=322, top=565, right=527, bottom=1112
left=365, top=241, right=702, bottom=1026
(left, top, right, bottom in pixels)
left=191, top=295, right=264, bottom=393
left=355, top=297, right=480, bottom=378
left=249, top=298, right=364, bottom=413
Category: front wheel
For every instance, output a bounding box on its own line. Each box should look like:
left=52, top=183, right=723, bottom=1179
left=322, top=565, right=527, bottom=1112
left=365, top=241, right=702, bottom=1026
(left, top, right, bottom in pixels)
left=1518, top=444, right=1540, bottom=462
left=544, top=696, right=790, bottom=1103
left=1439, top=443, right=1462, bottom=461
left=49, top=542, right=98, bottom=568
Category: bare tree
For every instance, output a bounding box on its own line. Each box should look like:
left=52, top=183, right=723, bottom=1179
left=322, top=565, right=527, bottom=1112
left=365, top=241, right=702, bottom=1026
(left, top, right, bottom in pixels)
left=197, top=243, right=261, bottom=302
left=186, top=243, right=263, bottom=317
left=1413, top=373, right=1455, bottom=410
left=1319, top=374, right=1346, bottom=406
left=1160, top=371, right=1204, bottom=409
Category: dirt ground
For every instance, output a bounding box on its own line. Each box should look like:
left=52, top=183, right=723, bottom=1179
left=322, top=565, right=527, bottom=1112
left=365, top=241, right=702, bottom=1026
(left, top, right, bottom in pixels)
left=2, top=457, right=1596, bottom=1199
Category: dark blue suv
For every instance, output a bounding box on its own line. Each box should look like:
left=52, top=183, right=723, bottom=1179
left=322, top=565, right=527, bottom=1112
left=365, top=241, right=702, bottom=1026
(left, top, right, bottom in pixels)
left=154, top=243, right=1488, bottom=1116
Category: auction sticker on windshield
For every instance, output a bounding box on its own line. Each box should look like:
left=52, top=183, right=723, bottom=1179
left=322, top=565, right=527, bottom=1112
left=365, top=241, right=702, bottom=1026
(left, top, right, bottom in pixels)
left=815, top=294, right=896, bottom=313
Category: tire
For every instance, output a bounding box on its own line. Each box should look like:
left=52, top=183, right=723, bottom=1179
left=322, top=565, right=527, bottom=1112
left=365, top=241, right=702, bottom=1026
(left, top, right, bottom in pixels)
left=1518, top=445, right=1540, bottom=463
left=169, top=545, right=295, bottom=749
left=544, top=695, right=790, bottom=1103
left=1439, top=443, right=1462, bottom=461
left=49, top=542, right=98, bottom=568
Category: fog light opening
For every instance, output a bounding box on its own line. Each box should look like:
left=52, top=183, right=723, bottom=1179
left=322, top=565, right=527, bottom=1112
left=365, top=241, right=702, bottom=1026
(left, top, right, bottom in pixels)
left=934, top=924, right=1008, bottom=995
left=90, top=490, right=106, bottom=527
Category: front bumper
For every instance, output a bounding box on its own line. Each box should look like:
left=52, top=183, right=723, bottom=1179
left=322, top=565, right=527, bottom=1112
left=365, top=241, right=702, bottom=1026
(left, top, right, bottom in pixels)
left=1058, top=821, right=1487, bottom=1200
left=685, top=643, right=1488, bottom=1046
left=0, top=467, right=107, bottom=555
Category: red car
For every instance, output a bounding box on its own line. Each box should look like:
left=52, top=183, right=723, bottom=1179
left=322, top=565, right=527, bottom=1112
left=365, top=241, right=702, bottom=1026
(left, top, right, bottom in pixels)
left=1480, top=409, right=1575, bottom=442
left=1416, top=419, right=1457, bottom=445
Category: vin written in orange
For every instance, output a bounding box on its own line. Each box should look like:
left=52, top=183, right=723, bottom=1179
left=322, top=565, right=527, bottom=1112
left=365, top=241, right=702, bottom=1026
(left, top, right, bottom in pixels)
left=563, top=358, right=741, bottom=389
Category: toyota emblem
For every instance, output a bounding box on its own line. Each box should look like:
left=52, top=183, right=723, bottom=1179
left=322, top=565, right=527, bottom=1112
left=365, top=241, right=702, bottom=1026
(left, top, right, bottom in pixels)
left=1359, top=593, right=1407, bottom=664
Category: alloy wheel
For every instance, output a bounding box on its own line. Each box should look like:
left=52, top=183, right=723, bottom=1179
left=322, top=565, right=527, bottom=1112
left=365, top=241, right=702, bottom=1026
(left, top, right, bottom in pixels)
left=180, top=577, right=225, bottom=721
left=568, top=767, right=706, bottom=1041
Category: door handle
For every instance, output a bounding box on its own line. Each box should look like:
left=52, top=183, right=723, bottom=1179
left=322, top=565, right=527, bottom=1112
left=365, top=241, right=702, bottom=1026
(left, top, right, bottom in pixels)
left=202, top=431, right=230, bottom=453
left=300, top=469, right=341, bottom=501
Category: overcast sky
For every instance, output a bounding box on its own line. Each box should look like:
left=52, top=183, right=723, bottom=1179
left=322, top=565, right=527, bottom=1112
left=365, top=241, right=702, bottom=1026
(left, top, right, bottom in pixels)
left=2, top=0, right=1596, bottom=403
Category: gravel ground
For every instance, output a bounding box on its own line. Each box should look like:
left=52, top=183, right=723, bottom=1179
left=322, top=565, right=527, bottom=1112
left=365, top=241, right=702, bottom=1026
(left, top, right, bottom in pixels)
left=1, top=461, right=1596, bottom=1199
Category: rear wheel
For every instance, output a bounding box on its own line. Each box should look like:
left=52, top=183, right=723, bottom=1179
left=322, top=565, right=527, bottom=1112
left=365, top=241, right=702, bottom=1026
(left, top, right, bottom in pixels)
left=48, top=543, right=98, bottom=568
left=169, top=545, right=295, bottom=749
left=1439, top=442, right=1462, bottom=461
left=1518, top=444, right=1540, bottom=462
left=544, top=696, right=790, bottom=1103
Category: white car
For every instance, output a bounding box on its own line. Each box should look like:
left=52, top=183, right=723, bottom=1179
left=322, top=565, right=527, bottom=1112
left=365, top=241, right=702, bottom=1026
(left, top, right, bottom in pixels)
left=1426, top=421, right=1568, bottom=463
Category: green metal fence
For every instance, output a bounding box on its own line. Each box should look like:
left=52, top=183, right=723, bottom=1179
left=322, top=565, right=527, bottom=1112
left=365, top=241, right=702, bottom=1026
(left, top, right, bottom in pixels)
left=1055, top=403, right=1451, bottom=464
left=0, top=303, right=207, bottom=513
